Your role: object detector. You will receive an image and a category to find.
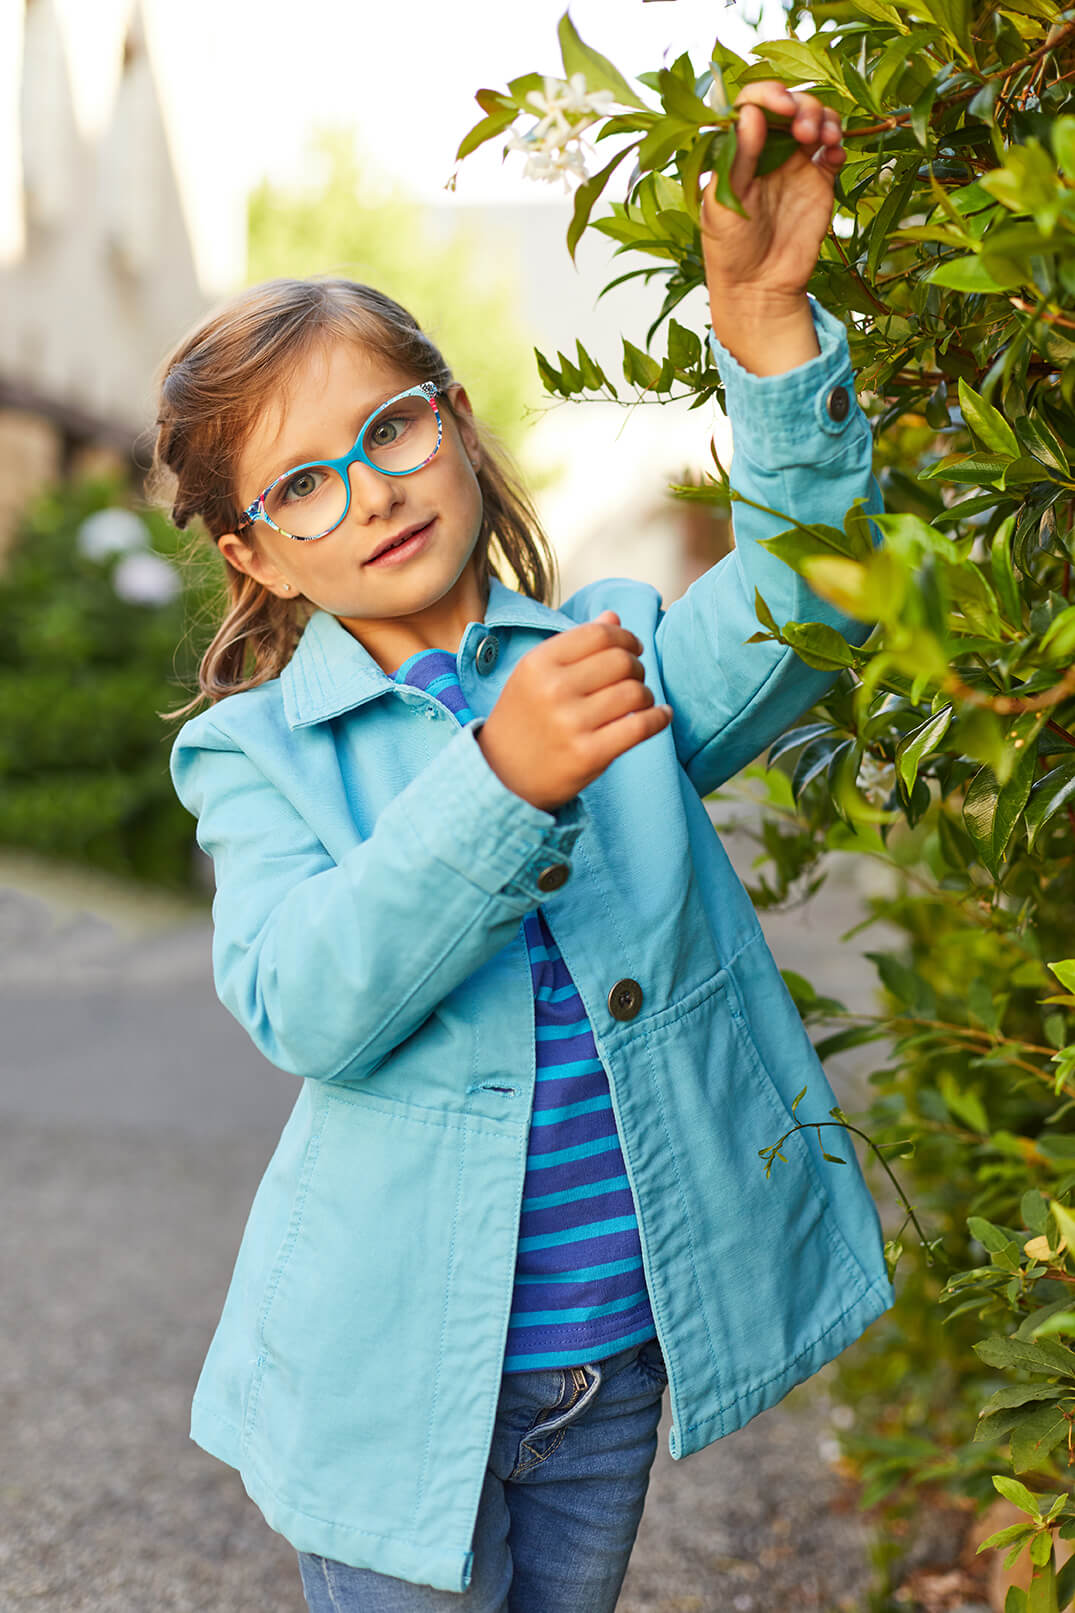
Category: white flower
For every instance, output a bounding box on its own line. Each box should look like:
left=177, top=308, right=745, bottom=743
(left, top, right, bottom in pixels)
left=856, top=753, right=897, bottom=806
left=111, top=549, right=181, bottom=607
left=508, top=73, right=617, bottom=191
left=77, top=507, right=150, bottom=561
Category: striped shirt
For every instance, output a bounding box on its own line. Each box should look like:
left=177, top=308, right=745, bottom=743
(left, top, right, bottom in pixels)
left=392, top=646, right=656, bottom=1372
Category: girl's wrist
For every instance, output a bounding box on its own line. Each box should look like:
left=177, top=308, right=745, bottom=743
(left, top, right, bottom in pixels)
left=707, top=291, right=818, bottom=378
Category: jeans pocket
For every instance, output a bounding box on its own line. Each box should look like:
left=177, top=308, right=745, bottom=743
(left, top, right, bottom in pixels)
left=635, top=1338, right=668, bottom=1388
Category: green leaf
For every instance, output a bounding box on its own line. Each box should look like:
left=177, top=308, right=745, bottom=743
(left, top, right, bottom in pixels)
left=557, top=12, right=649, bottom=110
left=958, top=378, right=1021, bottom=458
left=1032, top=1313, right=1075, bottom=1341
left=981, top=1520, right=1038, bottom=1551
left=657, top=67, right=712, bottom=124
left=667, top=319, right=701, bottom=370
left=1029, top=1528, right=1054, bottom=1568
left=990, top=515, right=1023, bottom=626
left=993, top=1474, right=1045, bottom=1518
left=1026, top=761, right=1075, bottom=852
left=752, top=588, right=779, bottom=636
left=767, top=721, right=836, bottom=765
left=927, top=255, right=1025, bottom=293
left=455, top=98, right=518, bottom=163
left=895, top=705, right=953, bottom=795
left=1055, top=1552, right=1075, bottom=1608
left=980, top=1385, right=1068, bottom=1418
left=1012, top=1402, right=1072, bottom=1474
left=781, top=621, right=858, bottom=672
left=621, top=338, right=661, bottom=391
left=866, top=159, right=919, bottom=280
left=976, top=1335, right=1075, bottom=1378
left=567, top=144, right=637, bottom=263
left=1039, top=607, right=1075, bottom=665
left=962, top=719, right=1041, bottom=877
left=1047, top=962, right=1075, bottom=994
left=969, top=1215, right=1018, bottom=1254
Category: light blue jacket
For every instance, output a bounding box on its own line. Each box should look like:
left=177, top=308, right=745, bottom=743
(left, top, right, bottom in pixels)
left=171, top=295, right=894, bottom=1594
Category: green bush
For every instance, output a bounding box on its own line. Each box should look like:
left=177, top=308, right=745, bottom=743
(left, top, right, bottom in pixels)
left=458, top=8, right=1075, bottom=1606
left=0, top=476, right=220, bottom=887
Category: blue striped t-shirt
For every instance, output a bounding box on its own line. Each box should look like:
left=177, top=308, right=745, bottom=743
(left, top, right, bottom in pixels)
left=391, top=645, right=656, bottom=1372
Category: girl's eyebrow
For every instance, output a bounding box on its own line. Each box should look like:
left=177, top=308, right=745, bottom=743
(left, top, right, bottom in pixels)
left=255, top=387, right=411, bottom=492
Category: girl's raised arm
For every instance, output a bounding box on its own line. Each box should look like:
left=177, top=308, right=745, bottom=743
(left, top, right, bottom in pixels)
left=653, top=82, right=883, bottom=797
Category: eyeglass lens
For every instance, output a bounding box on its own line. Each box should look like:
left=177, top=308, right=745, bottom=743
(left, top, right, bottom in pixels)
left=263, top=394, right=439, bottom=538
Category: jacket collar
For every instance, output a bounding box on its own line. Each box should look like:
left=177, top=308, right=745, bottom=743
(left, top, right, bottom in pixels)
left=281, top=574, right=577, bottom=729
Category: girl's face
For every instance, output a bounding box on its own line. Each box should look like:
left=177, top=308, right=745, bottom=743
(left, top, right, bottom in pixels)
left=218, top=335, right=487, bottom=674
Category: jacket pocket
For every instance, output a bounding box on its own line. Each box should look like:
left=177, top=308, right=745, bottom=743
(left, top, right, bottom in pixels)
left=239, top=1083, right=523, bottom=1549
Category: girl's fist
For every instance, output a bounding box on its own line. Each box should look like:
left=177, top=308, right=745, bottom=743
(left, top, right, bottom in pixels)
left=476, top=610, right=672, bottom=813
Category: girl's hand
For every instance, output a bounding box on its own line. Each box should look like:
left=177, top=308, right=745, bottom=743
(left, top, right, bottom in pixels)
left=701, top=81, right=845, bottom=313
left=476, top=611, right=672, bottom=813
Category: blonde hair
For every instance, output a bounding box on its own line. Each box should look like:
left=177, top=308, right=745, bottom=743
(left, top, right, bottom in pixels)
left=148, top=277, right=558, bottom=715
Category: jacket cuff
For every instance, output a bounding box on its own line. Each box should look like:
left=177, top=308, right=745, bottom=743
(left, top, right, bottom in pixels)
left=707, top=295, right=864, bottom=469
left=407, top=718, right=588, bottom=903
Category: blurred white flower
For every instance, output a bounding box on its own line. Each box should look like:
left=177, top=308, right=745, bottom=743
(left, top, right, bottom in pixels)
left=506, top=73, right=617, bottom=192
left=856, top=753, right=897, bottom=805
left=111, top=549, right=181, bottom=607
left=77, top=507, right=150, bottom=560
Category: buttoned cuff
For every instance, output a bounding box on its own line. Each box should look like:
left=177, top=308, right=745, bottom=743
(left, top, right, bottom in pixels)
left=707, top=295, right=863, bottom=468
left=409, top=717, right=588, bottom=904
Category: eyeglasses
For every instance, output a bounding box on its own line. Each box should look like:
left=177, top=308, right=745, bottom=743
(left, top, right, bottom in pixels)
left=235, top=381, right=446, bottom=543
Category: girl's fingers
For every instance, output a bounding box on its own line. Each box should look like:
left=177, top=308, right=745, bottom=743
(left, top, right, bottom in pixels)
left=733, top=80, right=844, bottom=164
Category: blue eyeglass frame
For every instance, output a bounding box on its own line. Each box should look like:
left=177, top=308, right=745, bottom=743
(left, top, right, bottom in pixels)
left=235, top=380, right=446, bottom=543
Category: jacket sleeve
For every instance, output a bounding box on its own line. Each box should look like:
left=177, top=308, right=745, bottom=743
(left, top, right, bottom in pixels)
left=654, top=294, right=885, bottom=799
left=171, top=713, right=587, bottom=1082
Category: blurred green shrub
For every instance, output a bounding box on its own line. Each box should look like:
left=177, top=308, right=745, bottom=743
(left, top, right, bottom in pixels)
left=0, top=475, right=220, bottom=887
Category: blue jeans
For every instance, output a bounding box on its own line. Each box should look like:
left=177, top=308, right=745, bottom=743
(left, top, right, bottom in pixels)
left=297, top=1334, right=668, bottom=1612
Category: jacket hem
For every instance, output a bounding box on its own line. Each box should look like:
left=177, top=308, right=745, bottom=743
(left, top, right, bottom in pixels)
left=669, top=1271, right=894, bottom=1459
left=190, top=1399, right=473, bottom=1593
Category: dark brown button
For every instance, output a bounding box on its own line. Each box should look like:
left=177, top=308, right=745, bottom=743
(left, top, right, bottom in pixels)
left=536, top=863, right=570, bottom=894
left=608, top=978, right=643, bottom=1021
left=825, top=384, right=850, bottom=422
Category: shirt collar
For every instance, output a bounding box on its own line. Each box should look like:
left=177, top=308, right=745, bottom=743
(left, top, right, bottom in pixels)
left=281, top=574, right=576, bottom=729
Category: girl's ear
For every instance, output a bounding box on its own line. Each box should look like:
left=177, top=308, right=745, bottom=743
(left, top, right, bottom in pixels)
left=446, top=384, right=481, bottom=473
left=217, top=532, right=295, bottom=599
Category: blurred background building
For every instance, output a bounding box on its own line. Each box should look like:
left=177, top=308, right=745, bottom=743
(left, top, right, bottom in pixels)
left=0, top=0, right=735, bottom=595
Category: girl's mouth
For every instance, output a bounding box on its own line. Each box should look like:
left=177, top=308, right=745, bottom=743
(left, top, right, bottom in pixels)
left=365, top=519, right=436, bottom=567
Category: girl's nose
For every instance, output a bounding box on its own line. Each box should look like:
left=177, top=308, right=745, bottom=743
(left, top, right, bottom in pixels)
left=346, top=458, right=404, bottom=522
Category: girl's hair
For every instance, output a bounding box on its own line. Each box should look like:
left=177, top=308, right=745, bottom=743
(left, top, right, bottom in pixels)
left=148, top=277, right=558, bottom=714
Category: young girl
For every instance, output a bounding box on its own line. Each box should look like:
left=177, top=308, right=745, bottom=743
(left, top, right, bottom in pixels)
left=156, top=81, right=894, bottom=1612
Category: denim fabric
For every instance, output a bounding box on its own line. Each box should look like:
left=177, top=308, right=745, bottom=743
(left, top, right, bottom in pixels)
left=296, top=1336, right=668, bottom=1612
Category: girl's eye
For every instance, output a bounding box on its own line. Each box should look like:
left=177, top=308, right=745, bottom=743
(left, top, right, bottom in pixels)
left=281, top=468, right=324, bottom=503
left=369, top=414, right=408, bottom=449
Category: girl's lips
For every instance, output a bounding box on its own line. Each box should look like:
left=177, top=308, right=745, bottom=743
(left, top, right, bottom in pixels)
left=365, top=519, right=436, bottom=566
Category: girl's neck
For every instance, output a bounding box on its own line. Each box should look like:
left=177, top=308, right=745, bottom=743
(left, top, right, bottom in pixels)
left=337, top=568, right=490, bottom=676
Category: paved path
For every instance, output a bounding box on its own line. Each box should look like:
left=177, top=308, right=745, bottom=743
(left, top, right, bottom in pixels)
left=0, top=831, right=899, bottom=1612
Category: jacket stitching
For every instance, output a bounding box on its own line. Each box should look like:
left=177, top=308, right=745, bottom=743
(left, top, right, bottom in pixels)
left=724, top=949, right=874, bottom=1291
left=412, top=1117, right=468, bottom=1529
left=678, top=1275, right=889, bottom=1435
left=322, top=1088, right=521, bottom=1143
left=635, top=1030, right=721, bottom=1420
left=241, top=1099, right=329, bottom=1455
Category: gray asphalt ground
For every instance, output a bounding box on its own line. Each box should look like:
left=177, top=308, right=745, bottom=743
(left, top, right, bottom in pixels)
left=1, top=828, right=907, bottom=1613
